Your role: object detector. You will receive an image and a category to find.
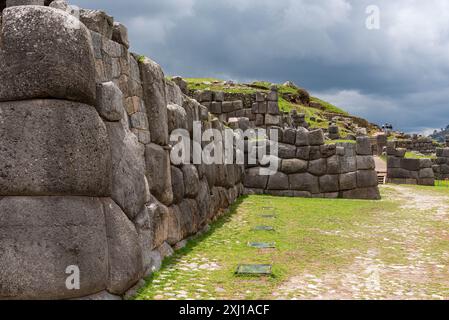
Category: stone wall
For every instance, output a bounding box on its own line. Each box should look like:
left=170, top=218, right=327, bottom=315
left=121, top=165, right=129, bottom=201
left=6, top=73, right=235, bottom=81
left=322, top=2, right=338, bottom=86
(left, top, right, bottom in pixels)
left=0, top=1, right=380, bottom=300
left=0, top=2, right=243, bottom=300
left=386, top=142, right=435, bottom=186
left=432, top=148, right=449, bottom=180
left=191, top=87, right=283, bottom=128
left=244, top=134, right=381, bottom=200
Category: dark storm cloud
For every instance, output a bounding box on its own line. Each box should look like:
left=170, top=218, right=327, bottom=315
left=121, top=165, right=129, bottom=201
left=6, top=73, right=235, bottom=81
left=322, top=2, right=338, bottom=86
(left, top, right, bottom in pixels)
left=72, top=0, right=449, bottom=133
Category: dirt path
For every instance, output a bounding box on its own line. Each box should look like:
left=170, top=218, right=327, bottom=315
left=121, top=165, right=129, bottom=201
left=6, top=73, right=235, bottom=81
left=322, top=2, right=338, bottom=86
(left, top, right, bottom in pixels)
left=273, top=185, right=449, bottom=300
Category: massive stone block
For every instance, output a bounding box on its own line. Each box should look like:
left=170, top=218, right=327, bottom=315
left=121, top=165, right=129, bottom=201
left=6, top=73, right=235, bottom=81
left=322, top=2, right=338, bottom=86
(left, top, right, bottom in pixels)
left=0, top=100, right=111, bottom=197
left=267, top=172, right=289, bottom=190
left=289, top=173, right=320, bottom=194
left=79, top=8, right=114, bottom=39
left=342, top=187, right=380, bottom=200
left=309, top=159, right=327, bottom=176
left=356, top=136, right=372, bottom=155
left=339, top=172, right=357, bottom=191
left=281, top=159, right=308, bottom=174
left=319, top=175, right=340, bottom=193
left=145, top=143, right=173, bottom=206
left=96, top=82, right=124, bottom=121
left=102, top=199, right=142, bottom=295
left=106, top=118, right=148, bottom=220
left=356, top=156, right=375, bottom=170
left=308, top=129, right=325, bottom=146
left=0, top=196, right=108, bottom=300
left=167, top=104, right=188, bottom=133
left=182, top=164, right=200, bottom=198
left=139, top=57, right=169, bottom=145
left=244, top=167, right=269, bottom=189
left=0, top=6, right=96, bottom=105
left=171, top=166, right=185, bottom=204
left=357, top=170, right=378, bottom=188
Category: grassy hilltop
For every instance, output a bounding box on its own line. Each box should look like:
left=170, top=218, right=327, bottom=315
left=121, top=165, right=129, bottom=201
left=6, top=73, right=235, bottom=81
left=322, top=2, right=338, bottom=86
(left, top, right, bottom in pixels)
left=180, top=78, right=379, bottom=137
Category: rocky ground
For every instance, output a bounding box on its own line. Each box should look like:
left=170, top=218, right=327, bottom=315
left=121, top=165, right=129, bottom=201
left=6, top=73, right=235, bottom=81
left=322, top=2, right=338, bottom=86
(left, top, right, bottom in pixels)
left=135, top=185, right=449, bottom=300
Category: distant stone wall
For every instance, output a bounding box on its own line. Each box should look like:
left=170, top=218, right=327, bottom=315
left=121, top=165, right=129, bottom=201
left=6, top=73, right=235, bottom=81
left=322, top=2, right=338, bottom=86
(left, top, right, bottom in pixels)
left=386, top=142, right=435, bottom=186
left=191, top=88, right=284, bottom=128
left=395, top=136, right=437, bottom=155
left=432, top=148, right=449, bottom=180
left=244, top=134, right=381, bottom=200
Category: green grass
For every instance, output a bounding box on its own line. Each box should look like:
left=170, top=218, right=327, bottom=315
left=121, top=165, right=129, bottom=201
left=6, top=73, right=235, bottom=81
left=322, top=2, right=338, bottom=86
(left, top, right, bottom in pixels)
left=404, top=152, right=437, bottom=160
left=310, top=97, right=349, bottom=116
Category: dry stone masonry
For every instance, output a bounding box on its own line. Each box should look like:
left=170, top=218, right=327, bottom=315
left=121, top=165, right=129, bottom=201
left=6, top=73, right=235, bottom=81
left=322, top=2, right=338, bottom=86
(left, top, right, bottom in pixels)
left=386, top=141, right=435, bottom=186
left=244, top=135, right=380, bottom=200
left=432, top=148, right=449, bottom=180
left=0, top=1, right=380, bottom=300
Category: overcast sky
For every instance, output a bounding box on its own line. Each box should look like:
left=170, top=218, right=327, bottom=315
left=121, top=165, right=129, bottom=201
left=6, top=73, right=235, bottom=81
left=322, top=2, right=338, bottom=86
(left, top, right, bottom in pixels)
left=73, top=0, right=449, bottom=134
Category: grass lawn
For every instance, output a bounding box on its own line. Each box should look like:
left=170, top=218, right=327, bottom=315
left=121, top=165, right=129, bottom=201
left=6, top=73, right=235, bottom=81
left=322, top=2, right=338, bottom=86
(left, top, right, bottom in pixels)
left=135, top=185, right=449, bottom=300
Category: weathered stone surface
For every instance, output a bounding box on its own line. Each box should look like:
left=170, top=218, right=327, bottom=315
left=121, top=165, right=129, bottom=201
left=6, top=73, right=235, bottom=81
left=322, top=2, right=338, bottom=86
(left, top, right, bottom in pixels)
left=182, top=164, right=200, bottom=198
left=196, top=178, right=211, bottom=222
left=321, top=144, right=337, bottom=158
left=0, top=196, right=108, bottom=300
left=96, top=81, right=124, bottom=121
left=166, top=81, right=184, bottom=106
left=139, top=56, right=169, bottom=145
left=342, top=187, right=380, bottom=200
left=102, top=199, right=142, bottom=295
left=356, top=136, right=372, bottom=155
left=265, top=114, right=281, bottom=126
left=244, top=167, right=269, bottom=189
left=267, top=172, right=289, bottom=190
left=388, top=168, right=415, bottom=179
left=340, top=156, right=357, bottom=173
left=356, top=156, right=375, bottom=170
left=387, top=156, right=401, bottom=168
left=419, top=168, right=434, bottom=179
left=145, top=143, right=173, bottom=206
left=80, top=8, right=114, bottom=39
left=309, top=159, right=327, bottom=176
left=171, top=166, right=185, bottom=204
left=167, top=104, right=188, bottom=133
left=281, top=159, right=308, bottom=174
left=296, top=146, right=310, bottom=160
left=6, top=0, right=45, bottom=6
left=319, top=175, right=340, bottom=193
left=0, top=6, right=96, bottom=105
left=357, top=170, right=378, bottom=188
left=339, top=172, right=357, bottom=190
left=0, top=100, right=111, bottom=197
left=278, top=143, right=297, bottom=159
left=295, top=128, right=309, bottom=146
left=308, top=129, right=325, bottom=146
left=112, top=22, right=129, bottom=48
left=400, top=158, right=420, bottom=171
left=289, top=173, right=320, bottom=194
left=327, top=155, right=341, bottom=174
left=283, top=128, right=296, bottom=145
left=267, top=101, right=279, bottom=114
left=106, top=118, right=148, bottom=220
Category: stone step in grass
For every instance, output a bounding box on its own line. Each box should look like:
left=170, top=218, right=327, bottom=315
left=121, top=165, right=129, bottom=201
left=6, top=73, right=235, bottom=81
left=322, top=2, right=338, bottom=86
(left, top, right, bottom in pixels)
left=252, top=225, right=275, bottom=231
left=248, top=242, right=276, bottom=249
left=259, top=214, right=277, bottom=219
left=235, top=264, right=272, bottom=276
